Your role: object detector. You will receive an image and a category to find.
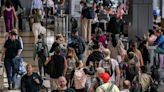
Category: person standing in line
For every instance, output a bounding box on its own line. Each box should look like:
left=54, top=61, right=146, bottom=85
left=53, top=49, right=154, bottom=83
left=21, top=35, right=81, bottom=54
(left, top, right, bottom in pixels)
left=1, top=31, right=22, bottom=90
left=1, top=0, right=17, bottom=36
left=80, top=1, right=92, bottom=43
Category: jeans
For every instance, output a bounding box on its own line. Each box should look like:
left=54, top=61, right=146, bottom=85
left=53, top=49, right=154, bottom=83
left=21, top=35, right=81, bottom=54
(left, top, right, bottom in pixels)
left=4, top=58, right=16, bottom=84
left=38, top=56, right=46, bottom=76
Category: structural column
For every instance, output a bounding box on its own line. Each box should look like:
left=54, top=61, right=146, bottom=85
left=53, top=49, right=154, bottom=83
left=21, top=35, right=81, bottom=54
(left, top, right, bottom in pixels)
left=128, top=0, right=153, bottom=40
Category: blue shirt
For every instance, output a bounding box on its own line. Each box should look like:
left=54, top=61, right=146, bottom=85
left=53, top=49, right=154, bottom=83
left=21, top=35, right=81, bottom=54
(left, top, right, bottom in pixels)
left=31, top=0, right=43, bottom=10
left=155, top=35, right=164, bottom=49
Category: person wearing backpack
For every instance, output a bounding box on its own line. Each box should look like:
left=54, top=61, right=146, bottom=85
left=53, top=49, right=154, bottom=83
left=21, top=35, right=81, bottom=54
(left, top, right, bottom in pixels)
left=68, top=29, right=86, bottom=60
left=123, top=52, right=138, bottom=82
left=65, top=47, right=78, bottom=87
left=86, top=40, right=104, bottom=68
left=96, top=72, right=120, bottom=92
left=44, top=46, right=67, bottom=91
left=99, top=48, right=121, bottom=86
left=33, top=34, right=49, bottom=77
left=72, top=61, right=94, bottom=92
left=49, top=34, right=67, bottom=56
left=132, top=66, right=153, bottom=92
left=0, top=31, right=22, bottom=90
left=81, top=1, right=95, bottom=43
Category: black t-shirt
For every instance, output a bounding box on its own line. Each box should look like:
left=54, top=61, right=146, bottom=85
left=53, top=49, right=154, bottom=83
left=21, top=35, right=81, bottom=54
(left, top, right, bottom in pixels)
left=57, top=88, right=76, bottom=92
left=50, top=54, right=65, bottom=78
left=4, top=39, right=22, bottom=59
left=21, top=72, right=43, bottom=92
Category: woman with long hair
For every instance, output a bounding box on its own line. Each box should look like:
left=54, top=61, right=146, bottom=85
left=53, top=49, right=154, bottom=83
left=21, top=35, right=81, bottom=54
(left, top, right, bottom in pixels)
left=1, top=0, right=17, bottom=34
left=131, top=41, right=144, bottom=66
left=65, top=47, right=78, bottom=87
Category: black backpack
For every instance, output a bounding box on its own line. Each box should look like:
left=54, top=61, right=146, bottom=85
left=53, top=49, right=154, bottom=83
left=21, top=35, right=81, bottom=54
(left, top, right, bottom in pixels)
left=124, top=63, right=138, bottom=82
left=84, top=7, right=95, bottom=19
left=70, top=37, right=85, bottom=55
left=44, top=55, right=55, bottom=75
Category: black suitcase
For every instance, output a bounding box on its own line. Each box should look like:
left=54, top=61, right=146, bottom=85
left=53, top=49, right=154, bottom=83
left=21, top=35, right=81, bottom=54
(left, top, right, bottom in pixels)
left=18, top=10, right=26, bottom=31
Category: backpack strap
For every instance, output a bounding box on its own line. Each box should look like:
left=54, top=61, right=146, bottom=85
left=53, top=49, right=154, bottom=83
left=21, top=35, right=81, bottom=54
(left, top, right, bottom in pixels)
left=99, top=83, right=114, bottom=92
left=106, top=84, right=114, bottom=92
left=99, top=85, right=106, bottom=92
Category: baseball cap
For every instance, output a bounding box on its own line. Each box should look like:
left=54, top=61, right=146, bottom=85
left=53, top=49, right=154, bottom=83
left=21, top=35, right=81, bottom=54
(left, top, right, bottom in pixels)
left=99, top=72, right=110, bottom=83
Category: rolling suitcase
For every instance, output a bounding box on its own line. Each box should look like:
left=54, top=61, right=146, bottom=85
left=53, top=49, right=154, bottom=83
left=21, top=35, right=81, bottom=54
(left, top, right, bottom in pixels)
left=18, top=10, right=26, bottom=31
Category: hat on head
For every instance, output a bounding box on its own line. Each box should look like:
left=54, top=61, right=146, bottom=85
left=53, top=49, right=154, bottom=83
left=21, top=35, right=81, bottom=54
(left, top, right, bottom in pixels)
left=99, top=72, right=110, bottom=83
left=12, top=29, right=18, bottom=35
left=10, top=31, right=17, bottom=36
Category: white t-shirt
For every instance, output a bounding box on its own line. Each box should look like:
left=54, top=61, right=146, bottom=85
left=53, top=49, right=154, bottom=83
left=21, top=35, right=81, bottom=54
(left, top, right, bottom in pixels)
left=99, top=58, right=119, bottom=83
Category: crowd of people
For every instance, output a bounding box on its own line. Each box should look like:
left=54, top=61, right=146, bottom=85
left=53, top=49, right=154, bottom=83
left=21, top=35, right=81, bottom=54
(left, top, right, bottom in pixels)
left=0, top=0, right=164, bottom=92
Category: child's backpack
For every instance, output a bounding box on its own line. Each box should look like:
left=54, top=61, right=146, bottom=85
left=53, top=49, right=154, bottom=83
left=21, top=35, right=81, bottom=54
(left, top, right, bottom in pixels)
left=13, top=57, right=26, bottom=75
left=73, top=68, right=87, bottom=89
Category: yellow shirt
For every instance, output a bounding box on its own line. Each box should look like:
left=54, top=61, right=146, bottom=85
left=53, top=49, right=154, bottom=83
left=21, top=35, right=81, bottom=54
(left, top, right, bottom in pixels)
left=96, top=83, right=120, bottom=92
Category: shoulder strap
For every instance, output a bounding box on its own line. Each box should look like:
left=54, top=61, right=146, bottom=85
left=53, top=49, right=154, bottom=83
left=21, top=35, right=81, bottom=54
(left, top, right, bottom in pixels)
left=107, top=84, right=114, bottom=92
left=99, top=83, right=114, bottom=92
left=99, top=85, right=107, bottom=92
